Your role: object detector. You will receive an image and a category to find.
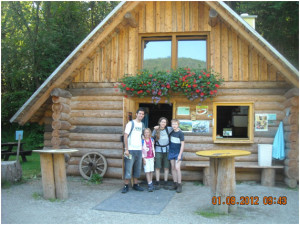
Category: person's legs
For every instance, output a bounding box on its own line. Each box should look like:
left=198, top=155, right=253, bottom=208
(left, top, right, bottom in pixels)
left=176, top=160, right=182, bottom=193
left=170, top=160, right=177, bottom=182
left=132, top=151, right=144, bottom=191
left=122, top=152, right=134, bottom=193
left=154, top=152, right=162, bottom=189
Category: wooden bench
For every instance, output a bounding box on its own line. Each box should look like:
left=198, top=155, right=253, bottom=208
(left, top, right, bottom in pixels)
left=184, top=161, right=284, bottom=187
left=1, top=142, right=32, bottom=162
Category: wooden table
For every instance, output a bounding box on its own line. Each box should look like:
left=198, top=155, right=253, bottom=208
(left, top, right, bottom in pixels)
left=196, top=150, right=251, bottom=214
left=1, top=142, right=32, bottom=162
left=33, top=149, right=78, bottom=199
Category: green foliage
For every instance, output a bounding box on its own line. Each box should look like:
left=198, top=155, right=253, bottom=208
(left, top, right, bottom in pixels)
left=117, top=67, right=223, bottom=104
left=32, top=192, right=42, bottom=200
left=89, top=173, right=103, bottom=185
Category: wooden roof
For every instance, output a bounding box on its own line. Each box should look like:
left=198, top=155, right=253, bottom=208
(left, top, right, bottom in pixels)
left=10, top=1, right=299, bottom=125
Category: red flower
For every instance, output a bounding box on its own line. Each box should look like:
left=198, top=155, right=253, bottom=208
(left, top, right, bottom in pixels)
left=193, top=84, right=197, bottom=88
left=124, top=95, right=128, bottom=98
left=198, top=76, right=202, bottom=79
left=206, top=74, right=210, bottom=77
left=149, top=74, right=152, bottom=77
left=200, top=93, right=205, bottom=96
left=126, top=87, right=130, bottom=91
left=215, top=84, right=219, bottom=88
left=214, top=90, right=218, bottom=93
left=161, top=84, right=165, bottom=87
left=188, top=85, right=191, bottom=88
left=146, top=90, right=150, bottom=93
left=175, top=80, right=178, bottom=83
left=210, top=90, right=214, bottom=95
left=144, top=84, right=147, bottom=86
left=148, top=82, right=151, bottom=85
left=196, top=89, right=200, bottom=93
left=131, top=88, right=134, bottom=91
left=175, top=84, right=178, bottom=87
left=194, top=79, right=197, bottom=83
left=166, top=84, right=170, bottom=89
left=158, top=90, right=162, bottom=96
left=207, top=82, right=210, bottom=85
left=153, top=79, right=157, bottom=81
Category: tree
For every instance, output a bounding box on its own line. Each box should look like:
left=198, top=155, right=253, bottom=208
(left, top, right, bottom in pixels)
left=225, top=1, right=299, bottom=68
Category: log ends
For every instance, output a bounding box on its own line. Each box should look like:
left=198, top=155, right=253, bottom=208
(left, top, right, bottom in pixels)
left=51, top=88, right=72, bottom=98
left=208, top=9, right=218, bottom=27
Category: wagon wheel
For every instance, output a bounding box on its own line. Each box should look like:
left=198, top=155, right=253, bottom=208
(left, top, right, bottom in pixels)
left=79, top=152, right=107, bottom=180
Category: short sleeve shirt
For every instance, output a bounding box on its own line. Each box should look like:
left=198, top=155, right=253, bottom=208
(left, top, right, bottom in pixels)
left=124, top=120, right=143, bottom=150
left=152, top=127, right=173, bottom=153
left=169, top=130, right=184, bottom=153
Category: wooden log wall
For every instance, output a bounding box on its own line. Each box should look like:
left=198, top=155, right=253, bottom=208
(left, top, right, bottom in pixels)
left=283, top=88, right=299, bottom=188
left=50, top=88, right=72, bottom=150
left=72, top=1, right=285, bottom=84
left=66, top=83, right=124, bottom=178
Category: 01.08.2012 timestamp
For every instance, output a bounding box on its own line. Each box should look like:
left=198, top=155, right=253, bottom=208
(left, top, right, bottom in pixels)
left=212, top=196, right=287, bottom=205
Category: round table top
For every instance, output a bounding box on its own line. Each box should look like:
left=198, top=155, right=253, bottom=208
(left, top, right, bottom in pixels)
left=33, top=149, right=78, bottom=154
left=196, top=150, right=251, bottom=158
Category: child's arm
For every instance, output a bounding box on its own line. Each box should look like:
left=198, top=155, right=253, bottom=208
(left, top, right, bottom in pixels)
left=178, top=141, right=184, bottom=161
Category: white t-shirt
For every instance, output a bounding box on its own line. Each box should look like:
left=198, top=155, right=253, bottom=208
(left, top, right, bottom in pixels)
left=125, top=120, right=143, bottom=150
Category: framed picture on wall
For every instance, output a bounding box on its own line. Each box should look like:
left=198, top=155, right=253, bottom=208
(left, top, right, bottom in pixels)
left=177, top=107, right=190, bottom=116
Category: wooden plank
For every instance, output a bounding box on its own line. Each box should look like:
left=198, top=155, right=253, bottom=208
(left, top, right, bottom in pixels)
left=94, top=51, right=100, bottom=82
left=269, top=64, right=277, bottom=81
left=53, top=153, right=68, bottom=199
left=111, top=36, right=116, bottom=82
left=232, top=31, right=239, bottom=81
left=176, top=1, right=183, bottom=32
left=250, top=48, right=259, bottom=81
left=155, top=1, right=161, bottom=32
left=123, top=28, right=129, bottom=75
left=260, top=56, right=268, bottom=81
left=203, top=3, right=211, bottom=31
left=212, top=22, right=221, bottom=72
left=160, top=1, right=165, bottom=32
left=89, top=57, right=94, bottom=82
left=128, top=26, right=137, bottom=75
left=191, top=1, right=198, bottom=31
left=39, top=153, right=55, bottom=199
left=228, top=29, right=233, bottom=81
left=145, top=1, right=154, bottom=33
left=138, top=3, right=145, bottom=33
left=184, top=2, right=190, bottom=31
left=172, top=2, right=177, bottom=32
left=198, top=2, right=204, bottom=31
left=118, top=29, right=124, bottom=79
left=165, top=1, right=172, bottom=32
left=99, top=47, right=103, bottom=82
left=242, top=39, right=249, bottom=81
left=221, top=22, right=229, bottom=81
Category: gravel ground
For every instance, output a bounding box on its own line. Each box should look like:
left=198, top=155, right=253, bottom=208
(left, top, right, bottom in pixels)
left=1, top=177, right=299, bottom=224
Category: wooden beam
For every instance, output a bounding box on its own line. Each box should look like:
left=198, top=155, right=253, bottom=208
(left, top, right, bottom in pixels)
left=124, top=12, right=138, bottom=28
left=208, top=8, right=218, bottom=27
left=17, top=2, right=141, bottom=125
left=206, top=2, right=299, bottom=87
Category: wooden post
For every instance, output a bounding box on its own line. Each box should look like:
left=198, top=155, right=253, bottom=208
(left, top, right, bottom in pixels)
left=261, top=168, right=275, bottom=186
left=53, top=154, right=68, bottom=199
left=210, top=157, right=236, bottom=214
left=40, top=153, right=55, bottom=199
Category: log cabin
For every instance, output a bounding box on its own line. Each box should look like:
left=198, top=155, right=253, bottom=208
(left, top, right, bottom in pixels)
left=10, top=1, right=299, bottom=187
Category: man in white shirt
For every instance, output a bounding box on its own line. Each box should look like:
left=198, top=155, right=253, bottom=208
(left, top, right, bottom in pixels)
left=122, top=108, right=145, bottom=193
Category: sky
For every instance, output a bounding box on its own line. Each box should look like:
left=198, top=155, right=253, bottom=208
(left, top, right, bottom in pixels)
left=144, top=40, right=206, bottom=61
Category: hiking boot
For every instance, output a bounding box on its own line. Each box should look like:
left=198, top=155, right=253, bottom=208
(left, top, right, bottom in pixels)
left=148, top=183, right=154, bottom=192
left=121, top=185, right=129, bottom=193
left=169, top=182, right=178, bottom=191
left=163, top=181, right=169, bottom=190
left=133, top=184, right=144, bottom=191
left=154, top=181, right=160, bottom=190
left=176, top=183, right=182, bottom=193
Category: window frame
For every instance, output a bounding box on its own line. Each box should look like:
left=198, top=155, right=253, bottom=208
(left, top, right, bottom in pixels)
left=213, top=102, right=254, bottom=144
left=139, top=32, right=210, bottom=70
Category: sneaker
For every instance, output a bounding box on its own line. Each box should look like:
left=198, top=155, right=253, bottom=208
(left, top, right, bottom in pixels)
left=154, top=181, right=160, bottom=190
left=133, top=184, right=144, bottom=191
left=121, top=185, right=129, bottom=193
left=169, top=182, right=178, bottom=191
left=163, top=181, right=169, bottom=190
left=176, top=183, right=182, bottom=193
left=148, top=183, right=154, bottom=192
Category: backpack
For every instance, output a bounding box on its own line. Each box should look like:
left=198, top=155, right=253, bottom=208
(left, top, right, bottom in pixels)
left=121, top=120, right=145, bottom=143
left=154, top=127, right=174, bottom=148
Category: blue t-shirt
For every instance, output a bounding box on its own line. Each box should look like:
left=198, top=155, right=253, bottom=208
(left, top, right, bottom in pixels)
left=169, top=130, right=184, bottom=153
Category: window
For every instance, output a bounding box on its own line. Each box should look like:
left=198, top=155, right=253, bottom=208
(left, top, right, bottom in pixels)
left=213, top=102, right=254, bottom=143
left=140, top=34, right=207, bottom=71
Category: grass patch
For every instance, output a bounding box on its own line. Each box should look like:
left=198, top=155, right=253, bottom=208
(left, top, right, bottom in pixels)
left=193, top=181, right=204, bottom=186
left=2, top=152, right=41, bottom=180
left=1, top=181, right=12, bottom=189
left=195, top=207, right=228, bottom=218
left=32, top=192, right=42, bottom=200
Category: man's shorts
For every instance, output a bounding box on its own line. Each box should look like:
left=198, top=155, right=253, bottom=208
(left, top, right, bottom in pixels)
left=143, top=158, right=154, bottom=173
left=124, top=150, right=142, bottom=180
left=154, top=152, right=170, bottom=169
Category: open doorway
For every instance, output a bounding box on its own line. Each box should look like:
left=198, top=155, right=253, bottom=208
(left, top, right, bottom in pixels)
left=139, top=103, right=173, bottom=130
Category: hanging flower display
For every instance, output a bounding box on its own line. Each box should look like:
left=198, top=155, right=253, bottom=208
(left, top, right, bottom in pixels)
left=117, top=67, right=223, bottom=104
